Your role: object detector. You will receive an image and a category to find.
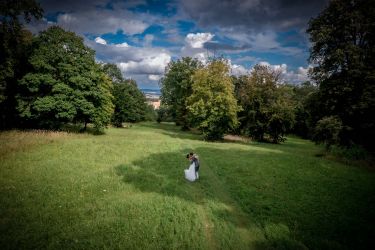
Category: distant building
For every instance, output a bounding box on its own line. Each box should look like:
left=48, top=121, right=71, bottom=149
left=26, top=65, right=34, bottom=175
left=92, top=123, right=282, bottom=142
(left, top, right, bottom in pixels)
left=147, top=99, right=160, bottom=109
left=142, top=89, right=161, bottom=109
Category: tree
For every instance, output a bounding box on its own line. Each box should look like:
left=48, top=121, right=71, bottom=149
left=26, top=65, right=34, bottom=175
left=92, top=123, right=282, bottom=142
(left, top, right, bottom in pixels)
left=0, top=0, right=43, bottom=129
left=187, top=60, right=240, bottom=140
left=313, top=116, right=343, bottom=151
left=16, top=26, right=113, bottom=132
left=235, top=64, right=295, bottom=143
left=111, top=80, right=148, bottom=126
left=160, top=57, right=202, bottom=129
left=291, top=81, right=318, bottom=138
left=307, top=0, right=375, bottom=149
left=101, top=63, right=124, bottom=83
left=100, top=63, right=149, bottom=126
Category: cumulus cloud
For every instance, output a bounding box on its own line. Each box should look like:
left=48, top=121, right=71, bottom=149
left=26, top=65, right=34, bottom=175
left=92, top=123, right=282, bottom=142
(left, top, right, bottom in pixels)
left=181, top=32, right=214, bottom=63
left=185, top=33, right=214, bottom=48
left=118, top=53, right=171, bottom=75
left=231, top=64, right=249, bottom=76
left=256, top=61, right=310, bottom=83
left=148, top=75, right=162, bottom=81
left=85, top=39, right=171, bottom=87
left=115, top=42, right=130, bottom=48
left=95, top=37, right=107, bottom=45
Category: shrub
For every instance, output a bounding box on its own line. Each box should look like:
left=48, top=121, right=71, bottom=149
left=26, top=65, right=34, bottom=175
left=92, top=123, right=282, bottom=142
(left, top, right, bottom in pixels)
left=313, top=116, right=343, bottom=150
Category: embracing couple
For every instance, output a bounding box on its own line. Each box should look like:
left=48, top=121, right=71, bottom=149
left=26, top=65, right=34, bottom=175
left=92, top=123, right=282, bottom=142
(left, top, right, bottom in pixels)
left=184, top=152, right=200, bottom=182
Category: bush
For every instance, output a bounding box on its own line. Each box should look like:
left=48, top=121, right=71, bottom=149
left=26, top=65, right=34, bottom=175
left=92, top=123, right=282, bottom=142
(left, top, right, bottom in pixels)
left=331, top=144, right=369, bottom=161
left=313, top=116, right=343, bottom=150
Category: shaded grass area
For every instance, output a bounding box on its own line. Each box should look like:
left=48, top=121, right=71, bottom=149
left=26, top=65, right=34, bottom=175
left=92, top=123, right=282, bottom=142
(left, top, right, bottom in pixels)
left=0, top=122, right=374, bottom=249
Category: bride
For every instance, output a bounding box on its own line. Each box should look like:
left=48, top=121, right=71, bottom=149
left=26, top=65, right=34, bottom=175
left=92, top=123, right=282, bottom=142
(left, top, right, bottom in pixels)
left=184, top=152, right=199, bottom=182
left=184, top=159, right=197, bottom=182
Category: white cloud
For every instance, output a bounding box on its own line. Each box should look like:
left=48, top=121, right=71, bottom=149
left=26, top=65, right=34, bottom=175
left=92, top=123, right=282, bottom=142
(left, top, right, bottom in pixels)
left=284, top=66, right=311, bottom=83
left=259, top=61, right=287, bottom=74
left=231, top=64, right=249, bottom=76
left=227, top=59, right=249, bottom=76
left=185, top=33, right=215, bottom=48
left=148, top=74, right=162, bottom=81
left=118, top=53, right=171, bottom=75
left=95, top=37, right=107, bottom=45
left=84, top=39, right=172, bottom=88
left=115, top=42, right=130, bottom=48
left=181, top=32, right=215, bottom=63
left=251, top=61, right=310, bottom=84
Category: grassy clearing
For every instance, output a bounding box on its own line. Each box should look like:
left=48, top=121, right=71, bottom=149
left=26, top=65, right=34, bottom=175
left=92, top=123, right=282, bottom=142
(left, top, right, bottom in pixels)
left=0, top=122, right=374, bottom=249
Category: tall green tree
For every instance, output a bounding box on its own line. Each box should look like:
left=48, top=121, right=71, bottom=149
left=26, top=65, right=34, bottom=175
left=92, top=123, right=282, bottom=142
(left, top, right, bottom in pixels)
left=0, top=0, right=43, bottom=129
left=307, top=0, right=375, bottom=149
left=291, top=81, right=318, bottom=138
left=16, top=26, right=113, bottom=131
left=236, top=64, right=295, bottom=143
left=100, top=63, right=150, bottom=126
left=160, top=57, right=202, bottom=129
left=101, top=63, right=124, bottom=83
left=187, top=60, right=240, bottom=140
left=111, top=79, right=148, bottom=126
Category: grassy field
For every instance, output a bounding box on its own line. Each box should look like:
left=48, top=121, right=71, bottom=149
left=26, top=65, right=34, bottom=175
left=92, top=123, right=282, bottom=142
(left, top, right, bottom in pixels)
left=1, top=122, right=374, bottom=249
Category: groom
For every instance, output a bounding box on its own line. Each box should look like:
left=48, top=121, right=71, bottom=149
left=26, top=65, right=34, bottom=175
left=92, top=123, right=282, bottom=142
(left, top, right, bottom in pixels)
left=186, top=152, right=200, bottom=179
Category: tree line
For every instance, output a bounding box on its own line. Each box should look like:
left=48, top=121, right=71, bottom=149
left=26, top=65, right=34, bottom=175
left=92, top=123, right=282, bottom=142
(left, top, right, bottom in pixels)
left=160, top=58, right=303, bottom=143
left=0, top=0, right=153, bottom=133
left=160, top=0, right=375, bottom=151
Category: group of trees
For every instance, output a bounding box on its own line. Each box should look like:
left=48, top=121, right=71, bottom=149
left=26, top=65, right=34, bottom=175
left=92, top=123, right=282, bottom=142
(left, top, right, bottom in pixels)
left=161, top=0, right=375, bottom=151
left=233, top=65, right=296, bottom=143
left=0, top=0, right=151, bottom=132
left=161, top=58, right=295, bottom=142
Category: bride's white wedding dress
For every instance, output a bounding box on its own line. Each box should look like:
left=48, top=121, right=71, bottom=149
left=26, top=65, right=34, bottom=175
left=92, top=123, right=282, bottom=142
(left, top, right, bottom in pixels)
left=184, top=162, right=196, bottom=182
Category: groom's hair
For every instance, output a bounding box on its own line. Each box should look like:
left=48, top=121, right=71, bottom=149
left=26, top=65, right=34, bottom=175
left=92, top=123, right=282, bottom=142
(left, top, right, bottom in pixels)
left=186, top=152, right=194, bottom=158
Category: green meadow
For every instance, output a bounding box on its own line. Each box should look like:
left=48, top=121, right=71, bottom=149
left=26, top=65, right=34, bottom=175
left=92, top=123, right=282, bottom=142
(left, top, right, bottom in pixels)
left=0, top=122, right=374, bottom=249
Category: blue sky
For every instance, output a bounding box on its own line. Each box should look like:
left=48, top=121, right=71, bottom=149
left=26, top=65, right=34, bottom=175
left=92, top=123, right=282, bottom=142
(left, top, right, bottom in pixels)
left=29, top=0, right=328, bottom=89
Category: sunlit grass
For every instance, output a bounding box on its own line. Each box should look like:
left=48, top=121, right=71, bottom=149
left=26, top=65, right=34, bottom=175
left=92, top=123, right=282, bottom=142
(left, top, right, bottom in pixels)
left=0, top=122, right=374, bottom=249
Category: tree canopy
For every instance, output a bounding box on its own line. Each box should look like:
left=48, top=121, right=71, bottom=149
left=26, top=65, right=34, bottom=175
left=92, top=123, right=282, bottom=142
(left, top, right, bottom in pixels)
left=235, top=64, right=295, bottom=143
left=187, top=60, right=240, bottom=140
left=0, top=0, right=43, bottom=129
left=16, top=26, right=113, bottom=131
left=307, top=0, right=375, bottom=149
left=160, top=57, right=202, bottom=129
left=111, top=80, right=149, bottom=126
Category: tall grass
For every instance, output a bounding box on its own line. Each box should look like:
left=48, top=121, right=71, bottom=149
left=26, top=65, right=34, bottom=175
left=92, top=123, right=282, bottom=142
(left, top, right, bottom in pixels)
left=0, top=123, right=374, bottom=249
